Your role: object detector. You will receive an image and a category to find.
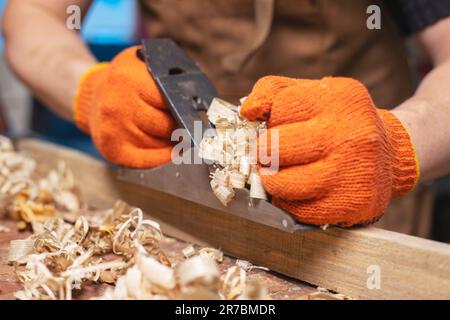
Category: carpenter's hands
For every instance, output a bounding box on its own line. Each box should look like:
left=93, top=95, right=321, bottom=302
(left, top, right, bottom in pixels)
left=240, top=76, right=419, bottom=226
left=74, top=46, right=177, bottom=168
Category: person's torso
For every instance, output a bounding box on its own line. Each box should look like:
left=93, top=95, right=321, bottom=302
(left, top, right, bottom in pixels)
left=139, top=0, right=414, bottom=107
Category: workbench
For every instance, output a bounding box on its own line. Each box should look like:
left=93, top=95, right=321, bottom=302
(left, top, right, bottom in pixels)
left=2, top=139, right=450, bottom=300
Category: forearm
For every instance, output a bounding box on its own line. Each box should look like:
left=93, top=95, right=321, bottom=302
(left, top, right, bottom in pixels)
left=392, top=59, right=450, bottom=182
left=391, top=15, right=450, bottom=182
left=2, top=0, right=96, bottom=120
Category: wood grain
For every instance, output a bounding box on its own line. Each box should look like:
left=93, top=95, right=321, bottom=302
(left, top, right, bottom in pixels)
left=16, top=139, right=450, bottom=299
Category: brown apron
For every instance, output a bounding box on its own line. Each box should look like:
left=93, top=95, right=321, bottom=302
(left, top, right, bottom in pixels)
left=138, top=0, right=434, bottom=237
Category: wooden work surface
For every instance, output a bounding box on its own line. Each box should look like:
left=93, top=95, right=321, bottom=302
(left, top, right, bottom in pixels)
left=0, top=218, right=319, bottom=300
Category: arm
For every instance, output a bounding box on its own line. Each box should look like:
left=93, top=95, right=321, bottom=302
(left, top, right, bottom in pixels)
left=392, top=16, right=450, bottom=181
left=3, top=0, right=175, bottom=169
left=2, top=0, right=96, bottom=120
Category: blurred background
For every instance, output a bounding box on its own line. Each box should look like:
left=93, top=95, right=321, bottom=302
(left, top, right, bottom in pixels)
left=0, top=0, right=448, bottom=242
left=0, top=0, right=138, bottom=155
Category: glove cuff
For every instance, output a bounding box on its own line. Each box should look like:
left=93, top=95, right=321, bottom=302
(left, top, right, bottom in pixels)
left=378, top=109, right=420, bottom=197
left=73, top=62, right=110, bottom=133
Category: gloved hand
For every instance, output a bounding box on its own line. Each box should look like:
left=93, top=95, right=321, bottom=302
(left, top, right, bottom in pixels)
left=240, top=76, right=419, bottom=227
left=73, top=46, right=177, bottom=168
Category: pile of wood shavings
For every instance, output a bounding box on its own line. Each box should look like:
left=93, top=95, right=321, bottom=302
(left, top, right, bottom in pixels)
left=199, top=98, right=267, bottom=206
left=96, top=242, right=269, bottom=300
left=96, top=248, right=268, bottom=300
left=0, top=136, right=268, bottom=300
left=0, top=136, right=80, bottom=229
left=9, top=201, right=168, bottom=300
left=10, top=200, right=268, bottom=300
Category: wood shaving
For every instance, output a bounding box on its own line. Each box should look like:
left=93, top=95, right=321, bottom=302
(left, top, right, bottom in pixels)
left=235, top=259, right=269, bottom=272
left=178, top=254, right=220, bottom=289
left=249, top=172, right=267, bottom=200
left=220, top=265, right=246, bottom=300
left=0, top=224, right=10, bottom=232
left=8, top=238, right=35, bottom=263
left=182, top=245, right=223, bottom=262
left=198, top=247, right=223, bottom=263
left=238, top=281, right=269, bottom=300
left=199, top=98, right=267, bottom=206
left=182, top=244, right=196, bottom=258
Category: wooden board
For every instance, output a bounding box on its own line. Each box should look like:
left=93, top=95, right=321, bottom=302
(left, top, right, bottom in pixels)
left=15, top=139, right=450, bottom=299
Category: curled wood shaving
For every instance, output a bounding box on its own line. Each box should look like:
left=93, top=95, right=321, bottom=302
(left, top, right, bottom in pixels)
left=235, top=259, right=269, bottom=272
left=182, top=244, right=196, bottom=258
left=182, top=245, right=223, bottom=263
left=238, top=281, right=269, bottom=300
left=206, top=98, right=238, bottom=125
left=198, top=247, right=223, bottom=263
left=178, top=255, right=220, bottom=289
left=177, top=255, right=221, bottom=300
left=220, top=265, right=246, bottom=300
left=199, top=98, right=267, bottom=206
left=136, top=247, right=175, bottom=290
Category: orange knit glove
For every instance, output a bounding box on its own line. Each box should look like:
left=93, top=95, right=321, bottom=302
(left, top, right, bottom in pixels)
left=74, top=46, right=177, bottom=168
left=240, top=76, right=419, bottom=227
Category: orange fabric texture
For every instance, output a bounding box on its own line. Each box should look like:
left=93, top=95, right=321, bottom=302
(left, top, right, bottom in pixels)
left=74, top=46, right=177, bottom=168
left=240, top=76, right=419, bottom=227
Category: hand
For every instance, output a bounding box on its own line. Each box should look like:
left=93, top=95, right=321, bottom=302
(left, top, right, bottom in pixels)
left=73, top=46, right=177, bottom=168
left=240, top=76, right=419, bottom=227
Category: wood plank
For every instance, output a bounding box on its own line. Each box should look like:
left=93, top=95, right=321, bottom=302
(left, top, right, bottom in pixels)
left=16, top=139, right=450, bottom=299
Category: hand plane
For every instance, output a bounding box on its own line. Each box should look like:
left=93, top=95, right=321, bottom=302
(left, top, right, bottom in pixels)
left=117, top=38, right=314, bottom=233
